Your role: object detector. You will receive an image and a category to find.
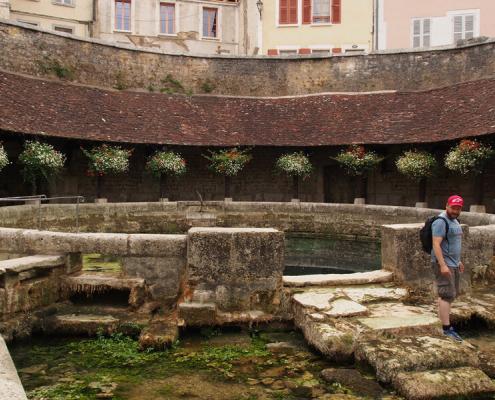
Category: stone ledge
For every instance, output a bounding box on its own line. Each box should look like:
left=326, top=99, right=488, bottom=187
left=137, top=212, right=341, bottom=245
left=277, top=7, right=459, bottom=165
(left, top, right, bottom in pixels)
left=0, top=336, right=28, bottom=400
left=283, top=270, right=394, bottom=287
left=0, top=255, right=65, bottom=275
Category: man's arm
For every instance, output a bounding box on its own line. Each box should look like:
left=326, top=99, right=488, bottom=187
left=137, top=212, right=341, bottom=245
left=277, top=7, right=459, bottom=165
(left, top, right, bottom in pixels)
left=432, top=236, right=451, bottom=277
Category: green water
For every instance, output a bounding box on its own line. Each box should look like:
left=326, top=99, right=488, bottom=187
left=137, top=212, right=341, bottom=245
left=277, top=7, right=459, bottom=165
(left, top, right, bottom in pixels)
left=9, top=329, right=398, bottom=400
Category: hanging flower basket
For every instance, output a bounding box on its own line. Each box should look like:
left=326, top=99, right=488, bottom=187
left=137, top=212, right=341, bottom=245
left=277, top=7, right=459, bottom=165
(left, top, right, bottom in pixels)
left=81, top=144, right=132, bottom=200
left=203, top=147, right=252, bottom=177
left=146, top=150, right=187, bottom=178
left=203, top=147, right=252, bottom=199
left=444, top=139, right=494, bottom=175
left=275, top=151, right=313, bottom=200
left=81, top=144, right=132, bottom=176
left=146, top=150, right=187, bottom=200
left=0, top=144, right=9, bottom=172
left=275, top=152, right=313, bottom=178
left=18, top=140, right=66, bottom=195
left=333, top=145, right=383, bottom=176
left=396, top=150, right=437, bottom=180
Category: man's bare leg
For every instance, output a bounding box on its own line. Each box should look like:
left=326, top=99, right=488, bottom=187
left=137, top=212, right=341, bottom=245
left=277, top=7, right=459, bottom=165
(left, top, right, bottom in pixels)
left=438, top=297, right=451, bottom=325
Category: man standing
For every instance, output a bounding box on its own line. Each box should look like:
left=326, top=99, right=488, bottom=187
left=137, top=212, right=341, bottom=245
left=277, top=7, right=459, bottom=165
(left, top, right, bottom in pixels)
left=431, top=195, right=464, bottom=341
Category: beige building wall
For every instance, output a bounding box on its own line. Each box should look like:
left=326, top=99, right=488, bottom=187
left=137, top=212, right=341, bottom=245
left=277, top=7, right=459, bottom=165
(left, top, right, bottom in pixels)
left=377, top=0, right=495, bottom=50
left=95, top=0, right=258, bottom=56
left=8, top=0, right=93, bottom=37
left=262, top=0, right=373, bottom=55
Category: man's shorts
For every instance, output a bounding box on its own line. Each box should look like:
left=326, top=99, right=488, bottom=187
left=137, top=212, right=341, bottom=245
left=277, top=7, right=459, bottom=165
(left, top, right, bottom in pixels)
left=432, top=262, right=460, bottom=302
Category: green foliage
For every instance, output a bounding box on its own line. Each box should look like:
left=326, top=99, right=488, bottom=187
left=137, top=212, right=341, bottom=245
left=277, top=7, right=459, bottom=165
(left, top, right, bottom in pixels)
left=201, top=79, right=216, bottom=93
left=275, top=152, right=313, bottom=178
left=37, top=57, right=75, bottom=80
left=203, top=147, right=252, bottom=177
left=145, top=150, right=187, bottom=178
left=160, top=74, right=185, bottom=94
left=444, top=139, right=494, bottom=175
left=81, top=144, right=132, bottom=176
left=113, top=71, right=127, bottom=90
left=18, top=140, right=65, bottom=191
left=396, top=150, right=437, bottom=180
left=333, top=145, right=383, bottom=176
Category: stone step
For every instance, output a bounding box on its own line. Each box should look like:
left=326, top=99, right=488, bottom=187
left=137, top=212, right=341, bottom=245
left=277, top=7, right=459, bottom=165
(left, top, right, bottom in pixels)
left=283, top=270, right=393, bottom=288
left=356, top=302, right=439, bottom=335
left=355, top=334, right=480, bottom=383
left=44, top=314, right=120, bottom=336
left=178, top=302, right=217, bottom=326
left=392, top=367, right=495, bottom=400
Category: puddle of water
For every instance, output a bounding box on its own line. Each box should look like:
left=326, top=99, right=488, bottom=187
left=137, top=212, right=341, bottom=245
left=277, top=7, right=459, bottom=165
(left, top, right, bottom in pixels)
left=9, top=328, right=398, bottom=400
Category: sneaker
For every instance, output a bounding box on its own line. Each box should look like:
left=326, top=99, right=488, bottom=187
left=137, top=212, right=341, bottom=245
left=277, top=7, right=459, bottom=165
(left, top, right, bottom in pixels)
left=443, top=327, right=463, bottom=342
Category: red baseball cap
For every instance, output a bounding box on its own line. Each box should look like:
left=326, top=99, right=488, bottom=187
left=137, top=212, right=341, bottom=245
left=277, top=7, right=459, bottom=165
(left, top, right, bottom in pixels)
left=447, top=195, right=464, bottom=207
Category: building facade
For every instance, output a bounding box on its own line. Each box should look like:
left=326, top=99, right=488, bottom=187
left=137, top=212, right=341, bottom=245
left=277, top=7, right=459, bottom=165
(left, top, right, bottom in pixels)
left=94, top=0, right=260, bottom=55
left=262, top=0, right=373, bottom=56
left=376, top=0, right=495, bottom=50
left=5, top=0, right=93, bottom=37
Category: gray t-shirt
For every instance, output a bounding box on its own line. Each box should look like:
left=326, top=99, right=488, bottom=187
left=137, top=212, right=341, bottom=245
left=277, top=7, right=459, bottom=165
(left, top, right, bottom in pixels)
left=430, top=211, right=463, bottom=268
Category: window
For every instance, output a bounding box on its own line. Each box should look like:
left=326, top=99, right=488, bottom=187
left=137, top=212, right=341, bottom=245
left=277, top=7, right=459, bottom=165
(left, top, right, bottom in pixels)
left=160, top=3, right=175, bottom=35
left=312, top=49, right=331, bottom=55
left=54, top=0, right=74, bottom=6
left=115, top=0, right=131, bottom=31
left=279, top=49, right=297, bottom=56
left=312, top=0, right=330, bottom=23
left=203, top=7, right=218, bottom=38
left=412, top=18, right=431, bottom=48
left=54, top=25, right=73, bottom=34
left=453, top=14, right=475, bottom=42
left=17, top=20, right=39, bottom=27
left=279, top=0, right=298, bottom=25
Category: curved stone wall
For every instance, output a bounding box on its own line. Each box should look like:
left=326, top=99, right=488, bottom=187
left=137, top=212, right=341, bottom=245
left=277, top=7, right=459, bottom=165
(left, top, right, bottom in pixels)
left=1, top=202, right=494, bottom=238
left=1, top=21, right=494, bottom=96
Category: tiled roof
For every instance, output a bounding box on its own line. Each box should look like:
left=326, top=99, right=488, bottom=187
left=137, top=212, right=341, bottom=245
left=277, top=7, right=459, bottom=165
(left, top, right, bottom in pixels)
left=1, top=70, right=494, bottom=146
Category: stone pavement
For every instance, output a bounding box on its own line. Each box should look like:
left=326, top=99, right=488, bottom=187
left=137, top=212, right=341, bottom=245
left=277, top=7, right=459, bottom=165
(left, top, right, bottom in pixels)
left=286, top=270, right=495, bottom=400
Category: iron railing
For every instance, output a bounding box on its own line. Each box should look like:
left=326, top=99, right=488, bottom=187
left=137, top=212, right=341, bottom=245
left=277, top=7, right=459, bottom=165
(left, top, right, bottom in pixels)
left=0, top=195, right=85, bottom=232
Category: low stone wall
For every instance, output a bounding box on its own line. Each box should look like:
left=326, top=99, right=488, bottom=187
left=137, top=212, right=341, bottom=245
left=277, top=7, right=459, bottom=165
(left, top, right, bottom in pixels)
left=0, top=336, right=27, bottom=400
left=0, top=201, right=494, bottom=238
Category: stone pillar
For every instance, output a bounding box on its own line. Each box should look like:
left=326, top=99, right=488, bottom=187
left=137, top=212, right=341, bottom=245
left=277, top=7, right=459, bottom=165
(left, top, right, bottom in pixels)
left=182, top=227, right=285, bottom=323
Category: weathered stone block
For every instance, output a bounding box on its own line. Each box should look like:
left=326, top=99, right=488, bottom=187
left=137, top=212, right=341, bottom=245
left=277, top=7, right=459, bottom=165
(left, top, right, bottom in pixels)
left=178, top=302, right=217, bottom=326
left=121, top=256, right=185, bottom=304
left=186, top=227, right=284, bottom=312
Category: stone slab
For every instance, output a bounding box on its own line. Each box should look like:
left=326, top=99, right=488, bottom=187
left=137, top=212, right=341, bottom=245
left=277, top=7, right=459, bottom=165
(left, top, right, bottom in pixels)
left=283, top=270, right=393, bottom=287
left=357, top=303, right=438, bottom=334
left=292, top=291, right=336, bottom=311
left=0, top=255, right=65, bottom=273
left=392, top=367, right=495, bottom=400
left=342, top=287, right=407, bottom=303
left=0, top=336, right=28, bottom=400
left=355, top=334, right=480, bottom=383
left=324, top=299, right=368, bottom=318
